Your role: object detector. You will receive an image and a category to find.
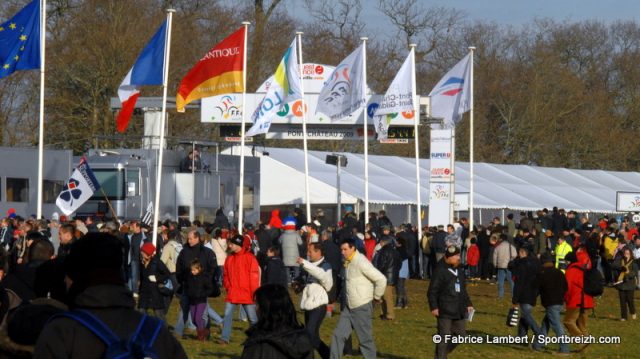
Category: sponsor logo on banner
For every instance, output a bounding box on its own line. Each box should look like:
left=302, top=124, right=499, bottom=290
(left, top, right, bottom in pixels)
left=431, top=185, right=450, bottom=200
left=631, top=196, right=640, bottom=209
left=380, top=138, right=408, bottom=144
left=431, top=152, right=451, bottom=159
left=212, top=95, right=242, bottom=121
left=224, top=137, right=253, bottom=143
left=431, top=168, right=451, bottom=177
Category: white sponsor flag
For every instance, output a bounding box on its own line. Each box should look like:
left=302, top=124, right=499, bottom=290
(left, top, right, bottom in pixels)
left=56, top=157, right=101, bottom=216
left=373, top=50, right=414, bottom=139
left=246, top=38, right=302, bottom=136
left=428, top=53, right=472, bottom=128
left=315, top=45, right=366, bottom=122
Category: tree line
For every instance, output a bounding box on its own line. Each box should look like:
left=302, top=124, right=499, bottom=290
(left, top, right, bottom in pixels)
left=1, top=0, right=640, bottom=171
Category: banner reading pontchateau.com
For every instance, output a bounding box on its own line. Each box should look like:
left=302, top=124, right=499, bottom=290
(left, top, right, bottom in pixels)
left=428, top=129, right=454, bottom=227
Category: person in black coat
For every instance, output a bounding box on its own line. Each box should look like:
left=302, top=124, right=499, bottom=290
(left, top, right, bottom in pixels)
left=431, top=225, right=448, bottom=263
left=321, top=231, right=341, bottom=317
left=508, top=244, right=541, bottom=340
left=213, top=208, right=230, bottom=231
left=373, top=236, right=401, bottom=320
left=138, top=243, right=170, bottom=321
left=476, top=227, right=492, bottom=280
left=531, top=252, right=569, bottom=353
left=262, top=247, right=288, bottom=288
left=241, top=284, right=313, bottom=359
left=427, top=246, right=473, bottom=359
left=174, top=230, right=217, bottom=337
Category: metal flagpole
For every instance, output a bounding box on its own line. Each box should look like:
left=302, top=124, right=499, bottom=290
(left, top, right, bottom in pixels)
left=237, top=21, right=250, bottom=235
left=361, top=37, right=369, bottom=228
left=297, top=32, right=312, bottom=224
left=410, top=44, right=422, bottom=248
left=468, top=46, right=475, bottom=230
left=151, top=9, right=175, bottom=240
left=36, top=0, right=47, bottom=219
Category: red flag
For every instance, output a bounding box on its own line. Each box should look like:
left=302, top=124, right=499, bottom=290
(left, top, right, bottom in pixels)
left=176, top=27, right=245, bottom=112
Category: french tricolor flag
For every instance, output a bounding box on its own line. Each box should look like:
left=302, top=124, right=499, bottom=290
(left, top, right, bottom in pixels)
left=116, top=20, right=168, bottom=132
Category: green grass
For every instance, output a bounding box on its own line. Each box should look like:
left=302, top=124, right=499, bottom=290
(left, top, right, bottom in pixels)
left=171, top=280, right=639, bottom=358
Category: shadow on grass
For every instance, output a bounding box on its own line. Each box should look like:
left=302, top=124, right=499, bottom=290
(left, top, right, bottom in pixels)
left=198, top=351, right=240, bottom=358
left=377, top=353, right=414, bottom=359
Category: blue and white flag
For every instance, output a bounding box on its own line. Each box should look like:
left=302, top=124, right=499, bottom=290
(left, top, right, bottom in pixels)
left=56, top=157, right=101, bottom=216
left=315, top=45, right=366, bottom=122
left=373, top=50, right=414, bottom=139
left=428, top=53, right=472, bottom=128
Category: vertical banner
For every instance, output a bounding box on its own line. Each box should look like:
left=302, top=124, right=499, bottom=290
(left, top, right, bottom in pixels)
left=428, top=129, right=454, bottom=226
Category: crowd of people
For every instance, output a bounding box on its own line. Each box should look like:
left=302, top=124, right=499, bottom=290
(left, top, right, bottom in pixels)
left=0, top=205, right=637, bottom=358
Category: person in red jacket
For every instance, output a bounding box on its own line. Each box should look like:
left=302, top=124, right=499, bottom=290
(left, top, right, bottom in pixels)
left=220, top=235, right=261, bottom=344
left=563, top=247, right=594, bottom=351
left=466, top=238, right=480, bottom=281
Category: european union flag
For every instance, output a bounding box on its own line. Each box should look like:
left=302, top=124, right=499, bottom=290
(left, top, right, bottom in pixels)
left=0, top=0, right=41, bottom=79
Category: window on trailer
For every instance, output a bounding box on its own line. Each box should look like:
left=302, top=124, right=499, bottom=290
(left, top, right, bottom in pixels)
left=6, top=178, right=29, bottom=202
left=43, top=180, right=64, bottom=203
left=90, top=169, right=125, bottom=200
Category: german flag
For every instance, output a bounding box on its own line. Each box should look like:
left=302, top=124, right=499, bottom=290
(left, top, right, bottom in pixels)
left=176, top=26, right=245, bottom=112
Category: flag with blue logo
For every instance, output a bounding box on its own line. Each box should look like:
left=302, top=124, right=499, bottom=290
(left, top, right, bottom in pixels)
left=246, top=38, right=302, bottom=137
left=0, top=0, right=41, bottom=79
left=428, top=53, right=472, bottom=128
left=56, top=157, right=101, bottom=216
left=373, top=50, right=415, bottom=140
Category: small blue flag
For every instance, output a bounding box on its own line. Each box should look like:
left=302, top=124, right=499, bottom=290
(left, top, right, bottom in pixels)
left=0, top=0, right=41, bottom=79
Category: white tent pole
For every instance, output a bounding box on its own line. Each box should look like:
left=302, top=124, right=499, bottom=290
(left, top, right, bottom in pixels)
left=362, top=37, right=369, bottom=228
left=36, top=0, right=47, bottom=219
left=410, top=44, right=422, bottom=244
left=237, top=21, right=250, bottom=235
left=151, top=9, right=175, bottom=240
left=297, top=32, right=312, bottom=224
left=468, top=46, right=475, bottom=229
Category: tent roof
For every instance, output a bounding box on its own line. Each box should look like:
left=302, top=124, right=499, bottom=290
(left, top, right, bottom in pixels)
left=225, top=146, right=640, bottom=213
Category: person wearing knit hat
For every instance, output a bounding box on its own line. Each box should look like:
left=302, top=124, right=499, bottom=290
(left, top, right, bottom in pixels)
left=34, top=233, right=186, bottom=357
left=278, top=218, right=303, bottom=284
left=138, top=242, right=171, bottom=321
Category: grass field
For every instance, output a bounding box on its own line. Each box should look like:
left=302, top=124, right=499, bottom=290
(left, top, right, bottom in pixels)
left=172, top=279, right=638, bottom=358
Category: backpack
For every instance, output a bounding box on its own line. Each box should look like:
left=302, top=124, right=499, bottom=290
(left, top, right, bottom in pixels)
left=582, top=266, right=604, bottom=297
left=52, top=309, right=163, bottom=359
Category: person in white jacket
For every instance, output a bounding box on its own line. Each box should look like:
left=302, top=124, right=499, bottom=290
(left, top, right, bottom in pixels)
left=330, top=238, right=387, bottom=359
left=296, top=242, right=333, bottom=359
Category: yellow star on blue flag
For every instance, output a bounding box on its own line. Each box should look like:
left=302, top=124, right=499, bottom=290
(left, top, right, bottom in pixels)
left=0, top=0, right=41, bottom=79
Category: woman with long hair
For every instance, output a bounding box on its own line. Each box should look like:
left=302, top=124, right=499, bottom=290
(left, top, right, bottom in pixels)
left=241, top=284, right=313, bottom=358
left=612, top=246, right=638, bottom=321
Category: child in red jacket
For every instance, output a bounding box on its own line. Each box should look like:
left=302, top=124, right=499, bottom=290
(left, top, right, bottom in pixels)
left=466, top=237, right=480, bottom=282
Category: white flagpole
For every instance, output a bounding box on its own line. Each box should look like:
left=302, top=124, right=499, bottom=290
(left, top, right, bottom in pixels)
left=297, top=32, right=312, bottom=223
left=151, top=9, right=175, bottom=240
left=361, top=37, right=369, bottom=228
left=468, top=46, right=475, bottom=230
left=36, top=0, right=47, bottom=219
left=238, top=21, right=250, bottom=235
left=410, top=44, right=422, bottom=245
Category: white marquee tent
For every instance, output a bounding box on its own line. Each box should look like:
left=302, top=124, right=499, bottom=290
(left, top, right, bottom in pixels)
left=224, top=146, right=640, bottom=215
